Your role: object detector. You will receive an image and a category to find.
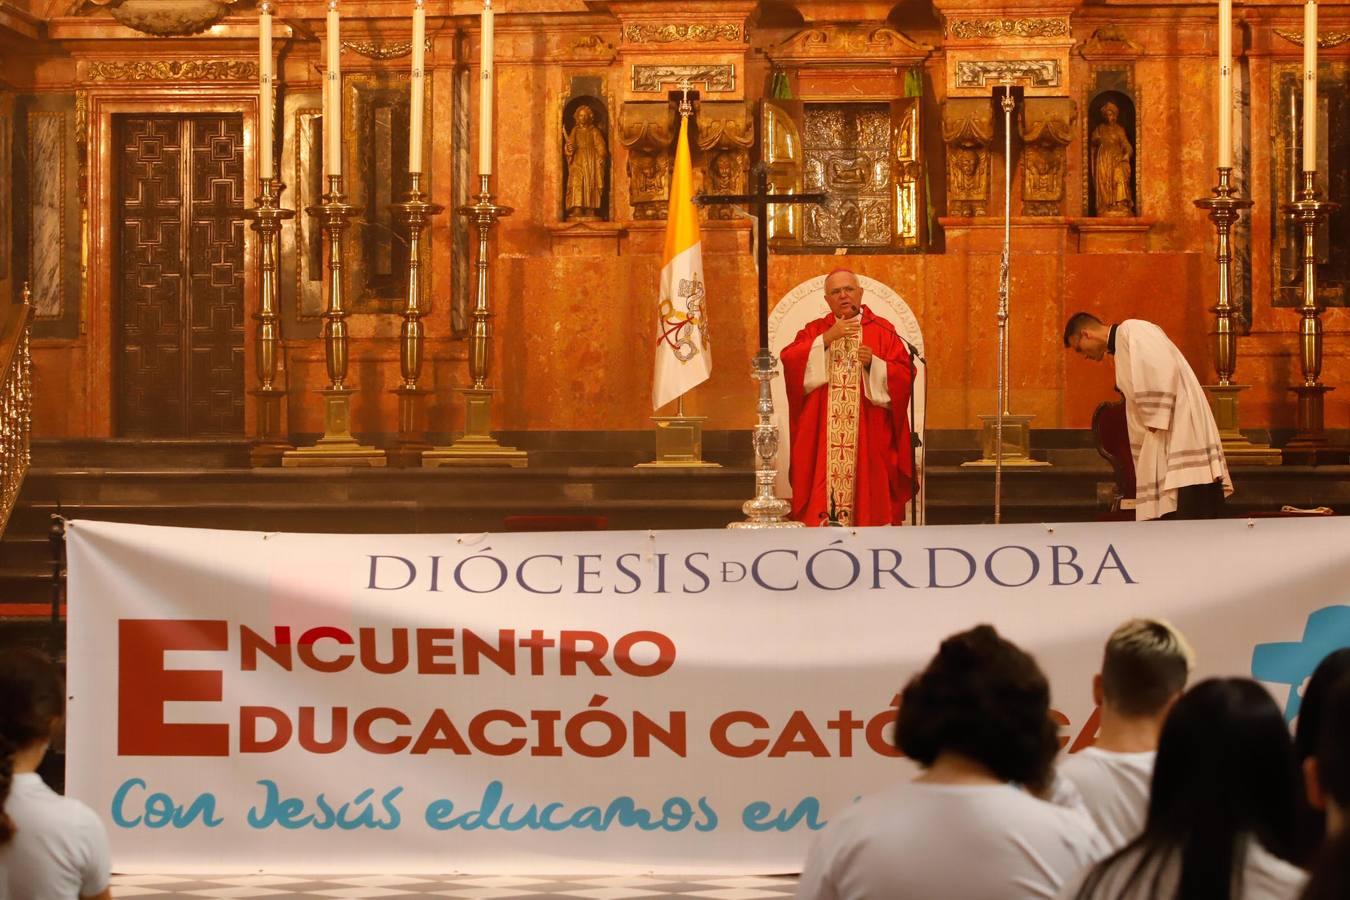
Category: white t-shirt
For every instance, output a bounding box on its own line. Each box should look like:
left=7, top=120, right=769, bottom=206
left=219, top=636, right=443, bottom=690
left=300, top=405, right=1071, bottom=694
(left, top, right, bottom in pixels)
left=796, top=781, right=1108, bottom=900
left=1056, top=839, right=1307, bottom=900
left=1053, top=748, right=1155, bottom=850
left=0, top=773, right=111, bottom=900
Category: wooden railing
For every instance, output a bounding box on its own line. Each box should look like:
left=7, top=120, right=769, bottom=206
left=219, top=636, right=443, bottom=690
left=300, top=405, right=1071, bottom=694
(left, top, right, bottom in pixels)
left=0, top=296, right=34, bottom=536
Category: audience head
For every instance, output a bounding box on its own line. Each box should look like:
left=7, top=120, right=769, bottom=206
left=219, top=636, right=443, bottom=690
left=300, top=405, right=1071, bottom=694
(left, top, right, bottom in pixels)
left=1096, top=618, right=1194, bottom=718
left=1310, top=673, right=1350, bottom=837
left=1299, top=830, right=1350, bottom=900
left=896, top=624, right=1058, bottom=794
left=0, top=647, right=65, bottom=845
left=1076, top=678, right=1299, bottom=899
left=1292, top=649, right=1350, bottom=861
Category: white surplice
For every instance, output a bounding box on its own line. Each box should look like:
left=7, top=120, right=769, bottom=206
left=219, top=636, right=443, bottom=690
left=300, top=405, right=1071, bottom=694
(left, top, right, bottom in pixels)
left=1113, top=319, right=1232, bottom=520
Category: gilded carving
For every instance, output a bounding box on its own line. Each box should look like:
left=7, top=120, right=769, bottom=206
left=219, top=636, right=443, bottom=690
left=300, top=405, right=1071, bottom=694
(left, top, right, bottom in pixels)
left=768, top=25, right=931, bottom=63
left=83, top=0, right=239, bottom=36
left=631, top=65, right=735, bottom=94
left=1274, top=29, right=1350, bottom=50
left=342, top=39, right=432, bottom=60
left=1080, top=26, right=1143, bottom=58
left=802, top=104, right=892, bottom=247
left=1018, top=98, right=1075, bottom=216
left=695, top=101, right=752, bottom=221
left=619, top=101, right=677, bottom=219
left=85, top=59, right=259, bottom=82
left=955, top=60, right=1060, bottom=89
left=622, top=23, right=742, bottom=44
left=943, top=99, right=994, bottom=217
left=947, top=18, right=1071, bottom=40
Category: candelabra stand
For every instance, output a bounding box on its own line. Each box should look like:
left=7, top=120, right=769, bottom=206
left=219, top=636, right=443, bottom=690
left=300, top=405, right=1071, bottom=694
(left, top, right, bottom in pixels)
left=386, top=173, right=443, bottom=467
left=1193, top=168, right=1280, bottom=465
left=1282, top=171, right=1346, bottom=465
left=423, top=174, right=527, bottom=467
left=727, top=348, right=801, bottom=529
left=283, top=175, right=386, bottom=467
left=244, top=178, right=295, bottom=467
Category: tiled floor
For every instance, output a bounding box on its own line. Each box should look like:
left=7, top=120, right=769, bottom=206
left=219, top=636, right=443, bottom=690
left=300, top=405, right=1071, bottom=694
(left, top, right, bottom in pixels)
left=109, top=874, right=800, bottom=899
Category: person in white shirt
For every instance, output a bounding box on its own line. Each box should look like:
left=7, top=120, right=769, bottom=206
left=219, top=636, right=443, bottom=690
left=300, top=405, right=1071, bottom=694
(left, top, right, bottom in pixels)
left=1055, top=618, right=1193, bottom=849
left=0, top=648, right=112, bottom=900
left=1059, top=678, right=1306, bottom=900
left=796, top=625, right=1107, bottom=900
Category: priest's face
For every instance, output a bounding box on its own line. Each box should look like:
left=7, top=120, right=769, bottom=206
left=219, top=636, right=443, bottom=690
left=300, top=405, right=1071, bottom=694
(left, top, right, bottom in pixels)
left=825, top=273, right=863, bottom=320
left=1070, top=327, right=1109, bottom=361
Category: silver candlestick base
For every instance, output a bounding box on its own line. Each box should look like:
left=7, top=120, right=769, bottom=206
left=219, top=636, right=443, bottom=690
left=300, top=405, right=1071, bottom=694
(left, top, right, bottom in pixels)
left=729, top=349, right=802, bottom=529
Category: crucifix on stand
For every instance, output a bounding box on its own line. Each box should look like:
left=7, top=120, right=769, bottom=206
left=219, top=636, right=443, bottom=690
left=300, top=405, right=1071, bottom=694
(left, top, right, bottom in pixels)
left=695, top=161, right=826, bottom=528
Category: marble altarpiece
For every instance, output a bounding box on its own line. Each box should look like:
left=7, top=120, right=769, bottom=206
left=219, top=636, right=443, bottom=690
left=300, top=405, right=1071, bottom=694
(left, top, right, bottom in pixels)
left=5, top=1, right=1350, bottom=444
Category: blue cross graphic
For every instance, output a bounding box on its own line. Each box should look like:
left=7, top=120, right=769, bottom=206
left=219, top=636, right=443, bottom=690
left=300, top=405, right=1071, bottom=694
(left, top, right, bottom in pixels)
left=1251, top=605, right=1350, bottom=723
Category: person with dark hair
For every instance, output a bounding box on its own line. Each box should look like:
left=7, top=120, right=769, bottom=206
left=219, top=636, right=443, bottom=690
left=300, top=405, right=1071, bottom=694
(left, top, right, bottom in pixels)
left=0, top=648, right=112, bottom=900
left=1053, top=619, right=1194, bottom=848
left=796, top=625, right=1105, bottom=900
left=1060, top=678, right=1305, bottom=900
left=1304, top=670, right=1350, bottom=844
left=1063, top=312, right=1230, bottom=520
left=1292, top=649, right=1350, bottom=863
left=1298, top=830, right=1350, bottom=900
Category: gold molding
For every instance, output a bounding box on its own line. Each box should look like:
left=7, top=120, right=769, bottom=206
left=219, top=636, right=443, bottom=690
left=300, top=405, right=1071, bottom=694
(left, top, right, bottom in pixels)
left=946, top=17, right=1070, bottom=40
left=342, top=38, right=432, bottom=60
left=85, top=59, right=258, bottom=81
left=768, top=25, right=932, bottom=64
left=622, top=23, right=743, bottom=44
left=1274, top=29, right=1350, bottom=50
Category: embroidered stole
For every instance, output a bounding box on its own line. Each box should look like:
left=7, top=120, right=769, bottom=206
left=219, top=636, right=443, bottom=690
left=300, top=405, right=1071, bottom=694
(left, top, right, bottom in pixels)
left=824, top=334, right=862, bottom=525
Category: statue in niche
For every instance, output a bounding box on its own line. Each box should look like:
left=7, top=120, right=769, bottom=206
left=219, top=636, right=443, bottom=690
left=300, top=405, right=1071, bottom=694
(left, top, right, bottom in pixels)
left=563, top=102, right=607, bottom=221
left=1091, top=101, right=1134, bottom=216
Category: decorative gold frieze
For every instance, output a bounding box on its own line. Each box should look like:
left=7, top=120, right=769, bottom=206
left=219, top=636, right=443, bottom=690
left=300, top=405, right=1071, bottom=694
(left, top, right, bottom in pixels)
left=769, top=25, right=931, bottom=63
left=85, top=59, right=258, bottom=82
left=342, top=38, right=431, bottom=60
left=1274, top=29, right=1350, bottom=50
left=955, top=59, right=1060, bottom=89
left=631, top=64, right=735, bottom=94
left=947, top=17, right=1070, bottom=40
left=622, top=23, right=743, bottom=44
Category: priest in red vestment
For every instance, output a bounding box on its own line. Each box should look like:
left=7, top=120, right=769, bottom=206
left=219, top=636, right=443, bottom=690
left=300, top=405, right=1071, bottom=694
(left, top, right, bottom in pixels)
left=781, top=269, right=917, bottom=527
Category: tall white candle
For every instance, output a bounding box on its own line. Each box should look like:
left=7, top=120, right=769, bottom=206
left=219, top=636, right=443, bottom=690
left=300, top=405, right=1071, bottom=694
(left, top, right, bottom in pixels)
left=1303, top=0, right=1318, bottom=173
left=478, top=0, right=494, bottom=175
left=259, top=2, right=274, bottom=179
left=1218, top=0, right=1232, bottom=169
left=409, top=0, right=426, bottom=173
left=326, top=0, right=342, bottom=178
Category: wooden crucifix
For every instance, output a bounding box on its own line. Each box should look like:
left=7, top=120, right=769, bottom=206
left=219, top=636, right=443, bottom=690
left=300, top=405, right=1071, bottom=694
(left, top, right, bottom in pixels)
left=694, top=162, right=827, bottom=349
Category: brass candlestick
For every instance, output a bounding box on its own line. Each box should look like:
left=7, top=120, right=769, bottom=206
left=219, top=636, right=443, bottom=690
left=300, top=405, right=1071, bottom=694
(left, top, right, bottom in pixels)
left=727, top=348, right=801, bottom=529
left=423, top=173, right=526, bottom=467
left=1193, top=167, right=1280, bottom=464
left=283, top=175, right=386, bottom=466
left=1282, top=170, right=1345, bottom=465
left=244, top=177, right=295, bottom=466
left=386, top=172, right=443, bottom=467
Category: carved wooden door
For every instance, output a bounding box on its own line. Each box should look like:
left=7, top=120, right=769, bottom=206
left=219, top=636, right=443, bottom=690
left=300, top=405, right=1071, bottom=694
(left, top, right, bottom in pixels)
left=115, top=114, right=246, bottom=437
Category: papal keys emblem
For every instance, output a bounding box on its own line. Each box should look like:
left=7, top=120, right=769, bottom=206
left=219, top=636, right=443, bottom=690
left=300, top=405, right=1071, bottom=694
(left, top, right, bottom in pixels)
left=657, top=276, right=709, bottom=363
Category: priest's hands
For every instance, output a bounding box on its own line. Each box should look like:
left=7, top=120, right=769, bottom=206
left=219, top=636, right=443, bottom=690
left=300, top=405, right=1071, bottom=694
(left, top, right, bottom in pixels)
left=823, top=316, right=861, bottom=346
left=858, top=345, right=873, bottom=368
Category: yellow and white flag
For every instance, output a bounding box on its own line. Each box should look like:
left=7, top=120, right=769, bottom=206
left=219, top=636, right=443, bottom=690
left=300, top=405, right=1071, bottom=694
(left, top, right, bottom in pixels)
left=652, top=115, right=711, bottom=410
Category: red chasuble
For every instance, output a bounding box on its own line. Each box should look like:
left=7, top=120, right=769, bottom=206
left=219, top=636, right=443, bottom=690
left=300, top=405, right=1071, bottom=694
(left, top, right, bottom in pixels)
left=781, top=307, right=917, bottom=527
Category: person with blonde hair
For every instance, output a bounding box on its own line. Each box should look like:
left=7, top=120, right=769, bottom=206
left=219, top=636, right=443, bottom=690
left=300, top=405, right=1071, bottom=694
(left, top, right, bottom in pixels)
left=1055, top=619, right=1194, bottom=848
left=0, top=648, right=112, bottom=900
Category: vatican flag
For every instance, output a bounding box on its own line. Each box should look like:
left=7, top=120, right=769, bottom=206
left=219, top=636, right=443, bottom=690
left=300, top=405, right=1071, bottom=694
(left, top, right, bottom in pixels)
left=652, top=115, right=711, bottom=410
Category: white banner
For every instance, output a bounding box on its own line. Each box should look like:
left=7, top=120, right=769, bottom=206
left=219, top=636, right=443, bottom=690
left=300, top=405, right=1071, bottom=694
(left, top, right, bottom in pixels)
left=66, top=518, right=1350, bottom=874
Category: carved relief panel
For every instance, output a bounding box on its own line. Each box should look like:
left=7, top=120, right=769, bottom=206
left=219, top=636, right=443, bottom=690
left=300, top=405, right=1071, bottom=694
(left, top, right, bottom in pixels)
left=619, top=101, right=677, bottom=220
left=942, top=99, right=993, bottom=217
left=1019, top=98, right=1075, bottom=217
left=695, top=101, right=753, bottom=219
